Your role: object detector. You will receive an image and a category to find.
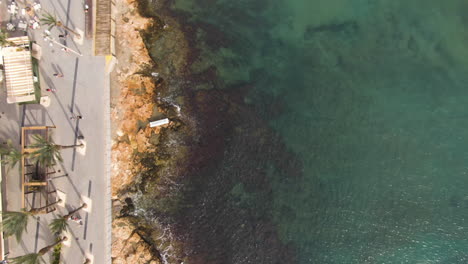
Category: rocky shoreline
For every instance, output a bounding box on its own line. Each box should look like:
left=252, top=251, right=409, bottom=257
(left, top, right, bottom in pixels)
left=110, top=0, right=167, bottom=262
left=109, top=0, right=298, bottom=263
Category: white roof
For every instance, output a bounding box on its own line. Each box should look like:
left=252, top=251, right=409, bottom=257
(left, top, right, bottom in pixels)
left=2, top=37, right=35, bottom=103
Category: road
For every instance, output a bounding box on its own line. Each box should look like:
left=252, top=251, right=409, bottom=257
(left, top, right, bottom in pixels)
left=0, top=0, right=110, bottom=263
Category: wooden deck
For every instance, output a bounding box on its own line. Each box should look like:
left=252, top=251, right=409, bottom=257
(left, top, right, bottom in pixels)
left=94, top=0, right=112, bottom=55
left=85, top=0, right=93, bottom=39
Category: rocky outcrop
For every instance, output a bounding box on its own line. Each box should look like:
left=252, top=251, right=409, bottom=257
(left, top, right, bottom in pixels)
left=111, top=0, right=158, bottom=196
left=112, top=217, right=161, bottom=264
left=110, top=0, right=165, bottom=263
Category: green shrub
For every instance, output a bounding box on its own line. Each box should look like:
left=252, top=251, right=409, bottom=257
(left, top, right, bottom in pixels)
left=51, top=239, right=62, bottom=264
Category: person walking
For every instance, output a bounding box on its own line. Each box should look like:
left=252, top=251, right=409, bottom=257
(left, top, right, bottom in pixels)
left=71, top=215, right=83, bottom=225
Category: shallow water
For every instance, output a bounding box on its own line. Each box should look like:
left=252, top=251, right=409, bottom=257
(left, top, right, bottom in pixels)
left=141, top=0, right=468, bottom=263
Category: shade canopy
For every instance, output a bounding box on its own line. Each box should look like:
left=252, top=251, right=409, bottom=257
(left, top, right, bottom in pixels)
left=1, top=36, right=35, bottom=104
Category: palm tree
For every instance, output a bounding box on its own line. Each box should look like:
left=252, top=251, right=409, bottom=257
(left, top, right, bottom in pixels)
left=0, top=30, right=16, bottom=47
left=29, top=134, right=83, bottom=167
left=3, top=147, right=23, bottom=167
left=40, top=12, right=81, bottom=39
left=49, top=203, right=87, bottom=235
left=0, top=141, right=23, bottom=168
left=1, top=211, right=29, bottom=242
left=2, top=199, right=62, bottom=241
left=49, top=217, right=68, bottom=236
left=9, top=236, right=67, bottom=264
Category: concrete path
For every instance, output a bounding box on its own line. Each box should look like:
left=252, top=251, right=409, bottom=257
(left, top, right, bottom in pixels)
left=0, top=0, right=110, bottom=263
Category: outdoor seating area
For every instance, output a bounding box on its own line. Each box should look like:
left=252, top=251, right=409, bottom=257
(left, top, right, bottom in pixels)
left=6, top=1, right=41, bottom=33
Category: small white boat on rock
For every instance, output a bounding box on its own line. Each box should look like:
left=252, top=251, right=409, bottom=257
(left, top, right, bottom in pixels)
left=149, top=118, right=170, bottom=128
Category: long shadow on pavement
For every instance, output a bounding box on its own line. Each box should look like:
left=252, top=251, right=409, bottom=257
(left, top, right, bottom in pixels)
left=70, top=58, right=79, bottom=114
left=48, top=0, right=82, bottom=54
left=71, top=118, right=80, bottom=171
left=22, top=104, right=47, bottom=126
left=34, top=217, right=40, bottom=252
left=82, top=180, right=91, bottom=240
left=70, top=104, right=84, bottom=171
left=43, top=109, right=57, bottom=127
left=66, top=225, right=87, bottom=257
left=20, top=104, right=26, bottom=132
left=49, top=0, right=77, bottom=33
left=46, top=82, right=83, bottom=135
left=56, top=165, right=83, bottom=202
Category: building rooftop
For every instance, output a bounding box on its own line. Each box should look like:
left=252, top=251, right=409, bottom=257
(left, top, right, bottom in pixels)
left=1, top=36, right=35, bottom=104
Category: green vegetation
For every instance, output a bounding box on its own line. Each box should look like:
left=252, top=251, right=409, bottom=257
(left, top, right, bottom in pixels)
left=50, top=203, right=87, bottom=235
left=10, top=236, right=67, bottom=264
left=17, top=45, right=41, bottom=105
left=2, top=199, right=62, bottom=241
left=49, top=218, right=69, bottom=236
left=29, top=134, right=83, bottom=167
left=0, top=31, right=16, bottom=47
left=1, top=211, right=29, bottom=242
left=51, top=238, right=62, bottom=264
left=31, top=57, right=41, bottom=103
left=40, top=12, right=80, bottom=38
left=29, top=134, right=63, bottom=167
left=0, top=140, right=23, bottom=168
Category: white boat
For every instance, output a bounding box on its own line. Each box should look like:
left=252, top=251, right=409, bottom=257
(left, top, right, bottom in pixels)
left=149, top=118, right=169, bottom=128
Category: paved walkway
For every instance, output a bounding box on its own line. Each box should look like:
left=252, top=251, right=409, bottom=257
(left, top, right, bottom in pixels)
left=0, top=0, right=110, bottom=263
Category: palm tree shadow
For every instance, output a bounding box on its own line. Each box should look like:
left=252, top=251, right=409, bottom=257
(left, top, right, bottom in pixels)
left=55, top=164, right=82, bottom=202
left=65, top=226, right=86, bottom=256
left=50, top=63, right=64, bottom=76
left=70, top=105, right=83, bottom=172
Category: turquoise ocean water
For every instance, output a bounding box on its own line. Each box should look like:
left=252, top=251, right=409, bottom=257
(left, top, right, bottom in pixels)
left=142, top=0, right=468, bottom=263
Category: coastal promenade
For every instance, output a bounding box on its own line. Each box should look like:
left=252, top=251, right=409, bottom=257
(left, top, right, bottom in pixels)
left=0, top=0, right=111, bottom=263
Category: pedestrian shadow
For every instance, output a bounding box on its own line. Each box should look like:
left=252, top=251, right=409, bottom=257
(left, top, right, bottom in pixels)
left=70, top=58, right=79, bottom=114
left=57, top=28, right=82, bottom=55
left=41, top=61, right=85, bottom=152
left=43, top=82, right=84, bottom=141
left=48, top=92, right=74, bottom=130
left=65, top=225, right=86, bottom=256
left=50, top=63, right=64, bottom=76
left=48, top=173, right=68, bottom=181
left=70, top=104, right=83, bottom=171
left=40, top=67, right=57, bottom=88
